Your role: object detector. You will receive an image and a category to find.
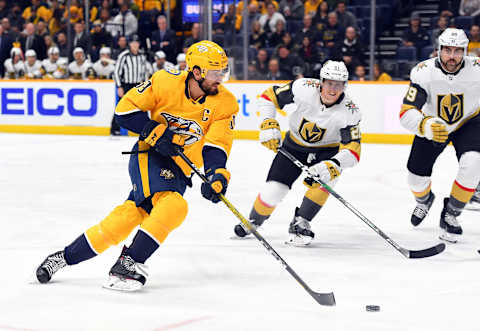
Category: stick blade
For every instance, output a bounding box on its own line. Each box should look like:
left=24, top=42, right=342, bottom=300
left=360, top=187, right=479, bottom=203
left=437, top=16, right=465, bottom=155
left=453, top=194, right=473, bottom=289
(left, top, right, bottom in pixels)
left=408, top=243, right=446, bottom=259
left=310, top=291, right=336, bottom=306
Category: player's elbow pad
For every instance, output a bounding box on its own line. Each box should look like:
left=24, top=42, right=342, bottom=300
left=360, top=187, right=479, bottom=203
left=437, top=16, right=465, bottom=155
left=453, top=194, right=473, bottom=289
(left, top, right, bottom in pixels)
left=400, top=108, right=423, bottom=135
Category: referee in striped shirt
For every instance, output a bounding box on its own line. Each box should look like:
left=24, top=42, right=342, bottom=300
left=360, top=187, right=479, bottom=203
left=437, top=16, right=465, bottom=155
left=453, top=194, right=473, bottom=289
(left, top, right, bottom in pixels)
left=111, top=34, right=152, bottom=135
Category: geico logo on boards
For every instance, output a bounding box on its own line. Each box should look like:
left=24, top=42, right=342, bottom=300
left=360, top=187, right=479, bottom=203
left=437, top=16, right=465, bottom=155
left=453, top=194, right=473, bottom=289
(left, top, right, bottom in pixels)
left=0, top=88, right=98, bottom=117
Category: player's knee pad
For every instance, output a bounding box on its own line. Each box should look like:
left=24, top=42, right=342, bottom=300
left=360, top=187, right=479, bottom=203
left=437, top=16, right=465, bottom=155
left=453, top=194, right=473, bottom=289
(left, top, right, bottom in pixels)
left=252, top=181, right=289, bottom=218
left=451, top=151, right=480, bottom=203
left=86, top=200, right=146, bottom=254
left=305, top=186, right=330, bottom=206
left=407, top=171, right=431, bottom=198
left=140, top=191, right=188, bottom=244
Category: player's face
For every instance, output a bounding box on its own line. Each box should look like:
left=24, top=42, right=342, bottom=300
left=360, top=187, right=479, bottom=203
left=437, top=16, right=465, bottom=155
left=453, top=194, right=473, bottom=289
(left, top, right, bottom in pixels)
left=27, top=56, right=35, bottom=65
left=74, top=52, right=83, bottom=62
left=321, top=79, right=345, bottom=105
left=49, top=53, right=59, bottom=62
left=440, top=46, right=464, bottom=72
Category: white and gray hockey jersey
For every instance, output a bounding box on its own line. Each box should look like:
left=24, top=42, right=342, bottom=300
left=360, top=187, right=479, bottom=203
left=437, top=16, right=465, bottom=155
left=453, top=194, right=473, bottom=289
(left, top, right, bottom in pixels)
left=24, top=60, right=42, bottom=78
left=400, top=56, right=480, bottom=135
left=92, top=59, right=115, bottom=79
left=153, top=61, right=174, bottom=72
left=259, top=78, right=362, bottom=168
left=68, top=60, right=94, bottom=79
left=4, top=59, right=25, bottom=78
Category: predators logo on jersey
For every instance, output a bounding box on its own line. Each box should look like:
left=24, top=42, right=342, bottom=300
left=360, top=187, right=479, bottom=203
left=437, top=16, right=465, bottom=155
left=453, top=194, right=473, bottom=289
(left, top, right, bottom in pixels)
left=159, top=169, right=175, bottom=179
left=437, top=93, right=464, bottom=125
left=298, top=118, right=326, bottom=144
left=159, top=112, right=203, bottom=146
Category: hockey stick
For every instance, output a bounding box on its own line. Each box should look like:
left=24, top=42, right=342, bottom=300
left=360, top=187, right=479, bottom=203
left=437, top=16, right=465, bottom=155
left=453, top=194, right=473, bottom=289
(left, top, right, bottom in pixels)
left=278, top=148, right=446, bottom=259
left=175, top=148, right=336, bottom=307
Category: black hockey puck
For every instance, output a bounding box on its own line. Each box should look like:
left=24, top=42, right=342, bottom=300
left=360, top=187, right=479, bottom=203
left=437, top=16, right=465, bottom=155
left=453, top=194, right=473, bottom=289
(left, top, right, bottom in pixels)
left=366, top=305, right=380, bottom=312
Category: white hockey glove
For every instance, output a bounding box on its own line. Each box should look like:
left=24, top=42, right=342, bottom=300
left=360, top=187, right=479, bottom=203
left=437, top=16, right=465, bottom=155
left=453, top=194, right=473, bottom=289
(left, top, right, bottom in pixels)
left=421, top=117, right=448, bottom=143
left=308, top=160, right=342, bottom=185
left=259, top=118, right=281, bottom=152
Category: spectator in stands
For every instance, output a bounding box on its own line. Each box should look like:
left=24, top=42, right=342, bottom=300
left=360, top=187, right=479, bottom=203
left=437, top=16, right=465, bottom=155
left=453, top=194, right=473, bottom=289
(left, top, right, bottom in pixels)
left=401, top=12, right=430, bottom=59
left=282, top=32, right=295, bottom=51
left=313, top=1, right=328, bottom=31
left=269, top=20, right=286, bottom=48
left=112, top=2, right=138, bottom=38
left=277, top=44, right=303, bottom=79
left=259, top=3, right=286, bottom=36
left=266, top=58, right=288, bottom=80
left=44, top=35, right=56, bottom=52
left=175, top=53, right=187, bottom=71
left=36, top=20, right=49, bottom=38
left=460, top=0, right=480, bottom=24
left=279, top=0, right=304, bottom=20
left=183, top=23, right=201, bottom=51
left=373, top=63, right=392, bottom=81
left=7, top=4, right=24, bottom=34
left=21, top=23, right=47, bottom=60
left=248, top=61, right=266, bottom=79
left=335, top=1, right=358, bottom=31
left=432, top=16, right=449, bottom=49
left=332, top=26, right=363, bottom=74
left=91, top=20, right=113, bottom=62
left=2, top=18, right=17, bottom=41
left=294, top=14, right=316, bottom=46
left=48, top=2, right=64, bottom=37
left=304, top=0, right=322, bottom=17
left=22, top=0, right=52, bottom=24
left=99, top=8, right=116, bottom=37
left=0, top=25, right=12, bottom=78
left=71, top=21, right=92, bottom=59
left=245, top=3, right=262, bottom=31
left=316, top=11, right=344, bottom=50
left=352, top=64, right=367, bottom=81
left=439, top=0, right=460, bottom=17
left=297, top=35, right=319, bottom=77
left=261, top=0, right=281, bottom=15
left=468, top=24, right=480, bottom=55
left=250, top=20, right=268, bottom=49
left=64, top=3, right=84, bottom=25
left=150, top=15, right=176, bottom=63
left=56, top=32, right=69, bottom=58
left=217, top=4, right=241, bottom=47
left=255, top=48, right=270, bottom=76
left=112, top=35, right=128, bottom=60
left=0, top=0, right=8, bottom=19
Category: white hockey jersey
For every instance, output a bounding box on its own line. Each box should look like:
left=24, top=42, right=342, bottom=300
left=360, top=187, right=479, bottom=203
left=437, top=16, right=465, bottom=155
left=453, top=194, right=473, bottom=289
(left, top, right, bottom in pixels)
left=24, top=60, right=42, bottom=78
left=92, top=59, right=115, bottom=79
left=259, top=78, right=362, bottom=168
left=153, top=61, right=174, bottom=72
left=400, top=56, right=480, bottom=135
left=4, top=59, right=25, bottom=78
left=68, top=60, right=93, bottom=79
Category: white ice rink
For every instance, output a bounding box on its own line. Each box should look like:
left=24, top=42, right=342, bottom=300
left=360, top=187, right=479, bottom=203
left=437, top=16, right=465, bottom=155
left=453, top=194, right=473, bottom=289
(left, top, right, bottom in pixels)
left=1, top=134, right=479, bottom=331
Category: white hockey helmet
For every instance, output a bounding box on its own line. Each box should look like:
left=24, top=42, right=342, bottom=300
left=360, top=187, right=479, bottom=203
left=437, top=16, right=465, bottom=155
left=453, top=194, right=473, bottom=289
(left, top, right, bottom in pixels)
left=155, top=50, right=166, bottom=60
left=73, top=47, right=84, bottom=55
left=438, top=28, right=469, bottom=57
left=25, top=49, right=37, bottom=58
left=10, top=47, right=22, bottom=58
left=320, top=60, right=349, bottom=82
left=48, top=46, right=60, bottom=56
left=176, top=53, right=186, bottom=63
left=99, top=47, right=111, bottom=55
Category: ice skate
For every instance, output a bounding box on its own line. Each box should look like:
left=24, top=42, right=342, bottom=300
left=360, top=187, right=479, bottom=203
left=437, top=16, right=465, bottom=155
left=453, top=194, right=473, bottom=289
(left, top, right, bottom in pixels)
left=286, top=210, right=314, bottom=246
left=465, top=189, right=480, bottom=211
left=411, top=192, right=435, bottom=226
left=36, top=250, right=67, bottom=283
left=103, top=246, right=148, bottom=292
left=439, top=198, right=463, bottom=243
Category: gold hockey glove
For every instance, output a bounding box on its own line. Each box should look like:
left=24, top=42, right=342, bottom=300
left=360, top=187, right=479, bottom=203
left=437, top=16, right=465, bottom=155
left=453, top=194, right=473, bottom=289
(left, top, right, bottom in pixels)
left=421, top=117, right=449, bottom=143
left=259, top=118, right=281, bottom=152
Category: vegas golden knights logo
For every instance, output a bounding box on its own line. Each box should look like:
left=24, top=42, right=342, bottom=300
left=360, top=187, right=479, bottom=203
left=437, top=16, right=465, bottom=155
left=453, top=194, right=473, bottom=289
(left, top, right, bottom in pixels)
left=437, top=94, right=464, bottom=125
left=298, top=118, right=325, bottom=143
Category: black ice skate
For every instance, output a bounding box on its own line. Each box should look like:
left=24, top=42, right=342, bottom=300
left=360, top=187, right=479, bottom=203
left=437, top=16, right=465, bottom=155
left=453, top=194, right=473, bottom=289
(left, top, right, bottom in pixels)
left=233, top=219, right=264, bottom=238
left=439, top=198, right=463, bottom=243
left=465, top=189, right=480, bottom=211
left=103, top=246, right=148, bottom=292
left=411, top=192, right=435, bottom=226
left=286, top=209, right=315, bottom=246
left=36, top=250, right=67, bottom=283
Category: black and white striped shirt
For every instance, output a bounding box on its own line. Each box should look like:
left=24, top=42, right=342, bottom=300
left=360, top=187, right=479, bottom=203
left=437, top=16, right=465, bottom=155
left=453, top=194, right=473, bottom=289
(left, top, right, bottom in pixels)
left=113, top=50, right=152, bottom=87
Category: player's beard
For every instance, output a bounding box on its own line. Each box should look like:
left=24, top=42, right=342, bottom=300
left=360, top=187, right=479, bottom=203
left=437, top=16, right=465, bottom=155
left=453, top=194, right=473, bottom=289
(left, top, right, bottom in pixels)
left=441, top=57, right=462, bottom=73
left=200, top=80, right=219, bottom=96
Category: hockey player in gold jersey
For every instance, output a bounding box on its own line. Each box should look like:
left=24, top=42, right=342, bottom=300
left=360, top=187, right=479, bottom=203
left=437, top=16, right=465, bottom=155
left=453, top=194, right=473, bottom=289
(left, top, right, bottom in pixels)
left=35, top=40, right=239, bottom=291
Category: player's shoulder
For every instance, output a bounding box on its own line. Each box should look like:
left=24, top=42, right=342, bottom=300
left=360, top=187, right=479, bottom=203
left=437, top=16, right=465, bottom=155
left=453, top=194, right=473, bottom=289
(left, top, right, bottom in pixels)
left=217, top=84, right=239, bottom=114
left=464, top=56, right=480, bottom=70
left=153, top=68, right=187, bottom=81
left=409, top=58, right=435, bottom=83
left=340, top=93, right=362, bottom=121
left=292, top=78, right=321, bottom=103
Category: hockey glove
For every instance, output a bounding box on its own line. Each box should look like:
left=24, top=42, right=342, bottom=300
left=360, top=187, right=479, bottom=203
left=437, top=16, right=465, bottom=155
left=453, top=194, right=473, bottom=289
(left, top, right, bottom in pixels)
left=308, top=160, right=342, bottom=185
left=421, top=117, right=449, bottom=143
left=259, top=118, right=282, bottom=152
left=201, top=168, right=231, bottom=203
left=140, top=120, right=185, bottom=157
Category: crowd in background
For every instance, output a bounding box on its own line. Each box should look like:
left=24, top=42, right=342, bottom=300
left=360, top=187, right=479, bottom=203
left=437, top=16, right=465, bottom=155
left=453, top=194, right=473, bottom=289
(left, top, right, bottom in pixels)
left=0, top=0, right=479, bottom=81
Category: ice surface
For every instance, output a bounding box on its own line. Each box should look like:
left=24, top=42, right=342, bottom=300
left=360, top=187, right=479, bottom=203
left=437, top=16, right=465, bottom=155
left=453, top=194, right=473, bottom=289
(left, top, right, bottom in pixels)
left=1, top=134, right=479, bottom=331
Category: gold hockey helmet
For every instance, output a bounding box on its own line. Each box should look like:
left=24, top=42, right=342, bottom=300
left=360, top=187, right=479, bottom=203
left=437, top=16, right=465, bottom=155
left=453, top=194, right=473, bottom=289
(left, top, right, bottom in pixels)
left=186, top=40, right=229, bottom=82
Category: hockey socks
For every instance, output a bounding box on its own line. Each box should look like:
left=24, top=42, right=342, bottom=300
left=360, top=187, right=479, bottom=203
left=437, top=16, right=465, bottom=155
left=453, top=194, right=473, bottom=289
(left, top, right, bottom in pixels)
left=64, top=234, right=97, bottom=265
left=125, top=230, right=159, bottom=264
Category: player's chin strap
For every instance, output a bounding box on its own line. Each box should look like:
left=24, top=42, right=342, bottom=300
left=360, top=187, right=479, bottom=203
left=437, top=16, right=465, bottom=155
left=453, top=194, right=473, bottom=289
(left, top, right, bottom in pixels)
left=174, top=146, right=336, bottom=307
left=278, top=147, right=446, bottom=259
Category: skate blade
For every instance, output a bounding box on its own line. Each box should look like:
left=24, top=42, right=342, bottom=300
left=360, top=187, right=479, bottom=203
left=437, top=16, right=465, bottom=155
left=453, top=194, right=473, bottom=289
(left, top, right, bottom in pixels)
left=102, top=276, right=143, bottom=292
left=464, top=203, right=480, bottom=211
left=439, top=232, right=460, bottom=244
left=285, top=234, right=312, bottom=247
